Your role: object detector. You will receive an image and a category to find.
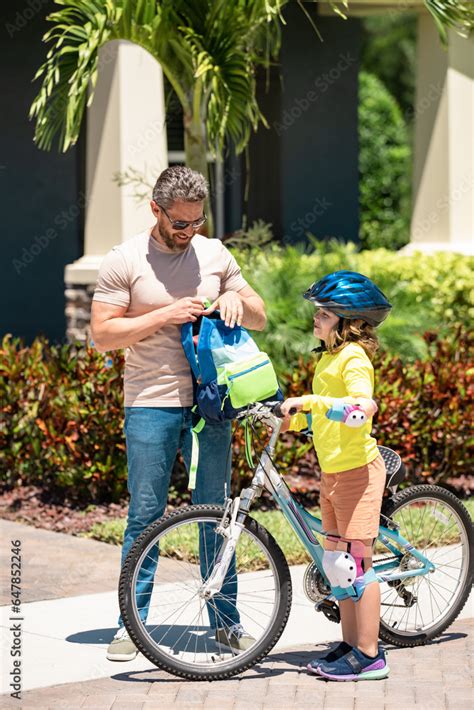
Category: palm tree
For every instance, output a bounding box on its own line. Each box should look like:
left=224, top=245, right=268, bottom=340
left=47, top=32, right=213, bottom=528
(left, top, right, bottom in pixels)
left=30, top=0, right=293, bottom=234
left=30, top=0, right=473, bottom=233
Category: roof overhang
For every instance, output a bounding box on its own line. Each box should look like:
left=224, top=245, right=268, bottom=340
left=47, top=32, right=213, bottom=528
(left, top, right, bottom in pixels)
left=317, top=1, right=428, bottom=17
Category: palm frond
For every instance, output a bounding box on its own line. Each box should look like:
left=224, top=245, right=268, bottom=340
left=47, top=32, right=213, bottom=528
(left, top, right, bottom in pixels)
left=424, top=0, right=474, bottom=44
left=30, top=0, right=117, bottom=151
left=30, top=0, right=472, bottom=158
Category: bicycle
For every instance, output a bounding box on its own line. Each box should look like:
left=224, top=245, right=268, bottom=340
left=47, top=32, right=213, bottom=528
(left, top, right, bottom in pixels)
left=119, top=402, right=473, bottom=680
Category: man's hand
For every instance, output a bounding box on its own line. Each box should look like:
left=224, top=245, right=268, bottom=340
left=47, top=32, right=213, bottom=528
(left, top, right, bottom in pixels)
left=203, top=291, right=243, bottom=328
left=163, top=297, right=205, bottom=325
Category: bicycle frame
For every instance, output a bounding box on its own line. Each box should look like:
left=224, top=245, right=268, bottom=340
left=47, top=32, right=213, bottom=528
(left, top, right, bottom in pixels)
left=201, top=407, right=435, bottom=601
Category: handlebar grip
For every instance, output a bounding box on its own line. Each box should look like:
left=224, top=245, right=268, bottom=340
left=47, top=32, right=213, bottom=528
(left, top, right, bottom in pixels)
left=271, top=403, right=284, bottom=418
left=272, top=403, right=298, bottom=418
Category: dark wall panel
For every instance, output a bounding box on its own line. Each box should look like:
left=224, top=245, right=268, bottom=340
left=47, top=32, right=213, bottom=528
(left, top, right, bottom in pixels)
left=244, top=65, right=283, bottom=237
left=280, top=7, right=360, bottom=244
left=0, top=1, right=84, bottom=343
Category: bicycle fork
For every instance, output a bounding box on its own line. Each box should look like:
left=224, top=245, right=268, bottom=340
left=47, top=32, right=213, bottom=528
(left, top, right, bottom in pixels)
left=199, top=497, right=243, bottom=600
left=199, top=425, right=280, bottom=600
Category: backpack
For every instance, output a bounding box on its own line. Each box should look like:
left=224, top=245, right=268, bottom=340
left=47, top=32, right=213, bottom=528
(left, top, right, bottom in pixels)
left=181, top=312, right=282, bottom=487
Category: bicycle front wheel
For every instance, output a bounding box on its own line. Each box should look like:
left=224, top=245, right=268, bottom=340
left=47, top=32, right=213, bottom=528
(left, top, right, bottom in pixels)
left=378, top=485, right=473, bottom=647
left=119, top=505, right=292, bottom=680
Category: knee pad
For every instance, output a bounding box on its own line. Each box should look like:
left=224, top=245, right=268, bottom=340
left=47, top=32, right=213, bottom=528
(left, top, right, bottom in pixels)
left=322, top=538, right=377, bottom=601
left=349, top=540, right=365, bottom=578
left=352, top=567, right=378, bottom=601
left=322, top=549, right=358, bottom=598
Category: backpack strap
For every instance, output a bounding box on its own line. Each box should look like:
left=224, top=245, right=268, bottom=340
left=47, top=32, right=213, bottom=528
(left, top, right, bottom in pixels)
left=244, top=419, right=255, bottom=469
left=181, top=322, right=201, bottom=381
left=188, top=414, right=206, bottom=490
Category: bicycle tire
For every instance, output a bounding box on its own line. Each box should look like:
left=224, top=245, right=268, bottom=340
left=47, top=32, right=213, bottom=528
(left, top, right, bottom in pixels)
left=119, top=504, right=293, bottom=680
left=379, top=485, right=473, bottom=647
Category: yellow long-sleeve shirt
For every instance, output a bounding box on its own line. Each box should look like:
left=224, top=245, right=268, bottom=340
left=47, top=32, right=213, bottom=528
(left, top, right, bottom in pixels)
left=289, top=342, right=379, bottom=473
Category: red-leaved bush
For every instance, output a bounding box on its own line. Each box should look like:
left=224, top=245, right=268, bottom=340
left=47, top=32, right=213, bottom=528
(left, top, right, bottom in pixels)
left=1, top=327, right=472, bottom=506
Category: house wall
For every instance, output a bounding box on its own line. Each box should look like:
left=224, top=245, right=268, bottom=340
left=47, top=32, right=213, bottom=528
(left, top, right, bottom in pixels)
left=0, top=2, right=84, bottom=343
left=246, top=7, right=361, bottom=245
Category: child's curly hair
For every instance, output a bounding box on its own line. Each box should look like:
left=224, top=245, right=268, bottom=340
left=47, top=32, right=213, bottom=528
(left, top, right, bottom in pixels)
left=325, top=318, right=379, bottom=360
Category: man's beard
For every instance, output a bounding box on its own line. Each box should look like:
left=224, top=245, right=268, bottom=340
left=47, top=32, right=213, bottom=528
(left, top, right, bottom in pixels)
left=158, top=222, right=192, bottom=252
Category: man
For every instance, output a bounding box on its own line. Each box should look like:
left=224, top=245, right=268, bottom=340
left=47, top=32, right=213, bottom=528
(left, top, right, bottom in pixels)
left=91, top=166, right=266, bottom=661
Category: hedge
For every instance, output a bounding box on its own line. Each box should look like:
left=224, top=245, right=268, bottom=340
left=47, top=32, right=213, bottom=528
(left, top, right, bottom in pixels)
left=1, top=327, right=472, bottom=505
left=358, top=71, right=411, bottom=251
left=234, top=241, right=474, bottom=370
left=1, top=337, right=127, bottom=502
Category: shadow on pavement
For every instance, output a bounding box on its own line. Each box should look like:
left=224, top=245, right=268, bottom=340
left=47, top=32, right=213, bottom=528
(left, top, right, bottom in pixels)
left=108, top=642, right=337, bottom=684
left=67, top=625, right=220, bottom=653
left=66, top=628, right=116, bottom=644
left=384, top=629, right=467, bottom=650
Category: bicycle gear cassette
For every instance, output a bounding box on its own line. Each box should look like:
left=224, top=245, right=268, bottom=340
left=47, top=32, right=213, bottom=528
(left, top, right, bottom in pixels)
left=399, top=553, right=425, bottom=586
left=303, top=562, right=331, bottom=603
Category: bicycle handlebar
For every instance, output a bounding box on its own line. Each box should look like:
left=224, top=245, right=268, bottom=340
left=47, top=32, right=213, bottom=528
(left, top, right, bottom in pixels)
left=241, top=399, right=368, bottom=427
left=271, top=403, right=297, bottom=418
left=272, top=401, right=367, bottom=428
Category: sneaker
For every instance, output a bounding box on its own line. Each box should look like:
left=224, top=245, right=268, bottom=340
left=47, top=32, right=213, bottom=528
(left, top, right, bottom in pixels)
left=307, top=641, right=353, bottom=674
left=106, top=627, right=138, bottom=662
left=215, top=624, right=256, bottom=653
left=315, top=645, right=389, bottom=681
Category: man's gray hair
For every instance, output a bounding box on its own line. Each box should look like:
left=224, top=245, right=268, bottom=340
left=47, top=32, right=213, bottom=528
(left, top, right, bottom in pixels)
left=152, top=166, right=208, bottom=208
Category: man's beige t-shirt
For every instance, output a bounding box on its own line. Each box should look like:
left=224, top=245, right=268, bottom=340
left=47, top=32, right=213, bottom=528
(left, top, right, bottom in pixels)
left=93, top=229, right=248, bottom=408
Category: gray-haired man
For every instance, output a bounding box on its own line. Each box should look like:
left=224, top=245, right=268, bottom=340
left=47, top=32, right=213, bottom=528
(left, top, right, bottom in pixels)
left=91, top=166, right=266, bottom=660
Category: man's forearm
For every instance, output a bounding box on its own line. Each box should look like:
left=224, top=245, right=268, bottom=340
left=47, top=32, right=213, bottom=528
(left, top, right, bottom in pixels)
left=92, top=308, right=169, bottom=352
left=241, top=296, right=267, bottom=331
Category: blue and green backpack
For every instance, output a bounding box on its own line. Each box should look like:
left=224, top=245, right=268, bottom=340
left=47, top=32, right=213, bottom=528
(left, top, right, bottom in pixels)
left=181, top=311, right=282, bottom=487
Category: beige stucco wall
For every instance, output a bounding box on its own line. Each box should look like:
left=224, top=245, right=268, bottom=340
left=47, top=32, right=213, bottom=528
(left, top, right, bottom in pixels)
left=66, top=40, right=168, bottom=284
left=406, top=18, right=473, bottom=254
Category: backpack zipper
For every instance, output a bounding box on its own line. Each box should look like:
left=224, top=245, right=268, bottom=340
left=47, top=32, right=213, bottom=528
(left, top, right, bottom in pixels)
left=228, top=359, right=270, bottom=381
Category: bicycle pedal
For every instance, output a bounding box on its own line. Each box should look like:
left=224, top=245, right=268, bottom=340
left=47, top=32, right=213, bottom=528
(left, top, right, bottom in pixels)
left=315, top=600, right=340, bottom=624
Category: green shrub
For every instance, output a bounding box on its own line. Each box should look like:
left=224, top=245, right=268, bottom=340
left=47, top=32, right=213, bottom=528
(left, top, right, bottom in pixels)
left=235, top=241, right=474, bottom=372
left=1, top=328, right=472, bottom=505
left=360, top=13, right=417, bottom=118
left=359, top=71, right=411, bottom=250
left=0, top=336, right=128, bottom=502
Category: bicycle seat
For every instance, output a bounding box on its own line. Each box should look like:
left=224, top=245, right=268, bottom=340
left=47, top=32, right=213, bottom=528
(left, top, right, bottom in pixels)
left=378, top=445, right=406, bottom=488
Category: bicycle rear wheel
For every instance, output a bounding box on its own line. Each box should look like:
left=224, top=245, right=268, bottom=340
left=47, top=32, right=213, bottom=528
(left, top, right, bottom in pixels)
left=119, top=504, right=292, bottom=680
left=378, top=485, right=473, bottom=647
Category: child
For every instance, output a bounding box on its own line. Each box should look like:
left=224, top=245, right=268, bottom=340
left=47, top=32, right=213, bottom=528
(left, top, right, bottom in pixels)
left=280, top=270, right=392, bottom=682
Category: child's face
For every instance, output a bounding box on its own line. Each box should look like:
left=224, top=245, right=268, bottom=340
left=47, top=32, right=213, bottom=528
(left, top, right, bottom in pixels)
left=313, top=308, right=340, bottom=342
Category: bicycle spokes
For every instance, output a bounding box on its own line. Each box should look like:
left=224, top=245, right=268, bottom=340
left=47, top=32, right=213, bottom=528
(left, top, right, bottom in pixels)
left=128, top=515, right=282, bottom=669
left=378, top=495, right=470, bottom=636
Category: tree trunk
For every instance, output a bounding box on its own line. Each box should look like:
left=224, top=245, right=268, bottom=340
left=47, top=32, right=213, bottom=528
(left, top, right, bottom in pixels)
left=183, top=112, right=214, bottom=237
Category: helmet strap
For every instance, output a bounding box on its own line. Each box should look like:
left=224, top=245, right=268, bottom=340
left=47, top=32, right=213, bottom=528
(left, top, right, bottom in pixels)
left=312, top=340, right=326, bottom=354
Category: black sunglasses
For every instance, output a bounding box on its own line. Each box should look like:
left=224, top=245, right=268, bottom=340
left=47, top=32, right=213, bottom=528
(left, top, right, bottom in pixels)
left=157, top=203, right=207, bottom=231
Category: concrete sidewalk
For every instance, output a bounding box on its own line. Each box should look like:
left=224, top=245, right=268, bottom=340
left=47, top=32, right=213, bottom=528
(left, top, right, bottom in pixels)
left=0, top=519, right=472, bottom=708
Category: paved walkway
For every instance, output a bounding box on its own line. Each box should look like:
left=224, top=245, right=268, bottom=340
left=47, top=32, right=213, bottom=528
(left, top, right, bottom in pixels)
left=0, top=519, right=472, bottom=709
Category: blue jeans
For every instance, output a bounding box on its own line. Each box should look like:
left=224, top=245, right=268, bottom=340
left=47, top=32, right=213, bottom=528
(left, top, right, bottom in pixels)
left=119, top=406, right=240, bottom=630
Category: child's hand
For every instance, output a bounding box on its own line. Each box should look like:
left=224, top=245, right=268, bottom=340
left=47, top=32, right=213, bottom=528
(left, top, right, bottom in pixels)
left=357, top=398, right=378, bottom=418
left=280, top=397, right=305, bottom=417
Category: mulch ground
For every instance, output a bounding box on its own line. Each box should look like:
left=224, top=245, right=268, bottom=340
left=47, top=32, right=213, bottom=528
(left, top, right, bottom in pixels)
left=1, top=475, right=470, bottom=540
left=0, top=479, right=318, bottom=538
left=0, top=485, right=128, bottom=536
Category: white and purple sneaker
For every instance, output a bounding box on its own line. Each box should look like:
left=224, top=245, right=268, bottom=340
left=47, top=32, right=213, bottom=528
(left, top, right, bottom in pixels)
left=312, top=645, right=389, bottom=681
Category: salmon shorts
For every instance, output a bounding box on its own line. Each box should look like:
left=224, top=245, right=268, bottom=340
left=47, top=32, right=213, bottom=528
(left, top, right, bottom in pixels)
left=320, top=455, right=386, bottom=540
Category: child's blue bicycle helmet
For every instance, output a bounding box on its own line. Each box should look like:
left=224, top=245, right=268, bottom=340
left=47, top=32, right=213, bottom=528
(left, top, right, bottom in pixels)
left=303, top=271, right=392, bottom=327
